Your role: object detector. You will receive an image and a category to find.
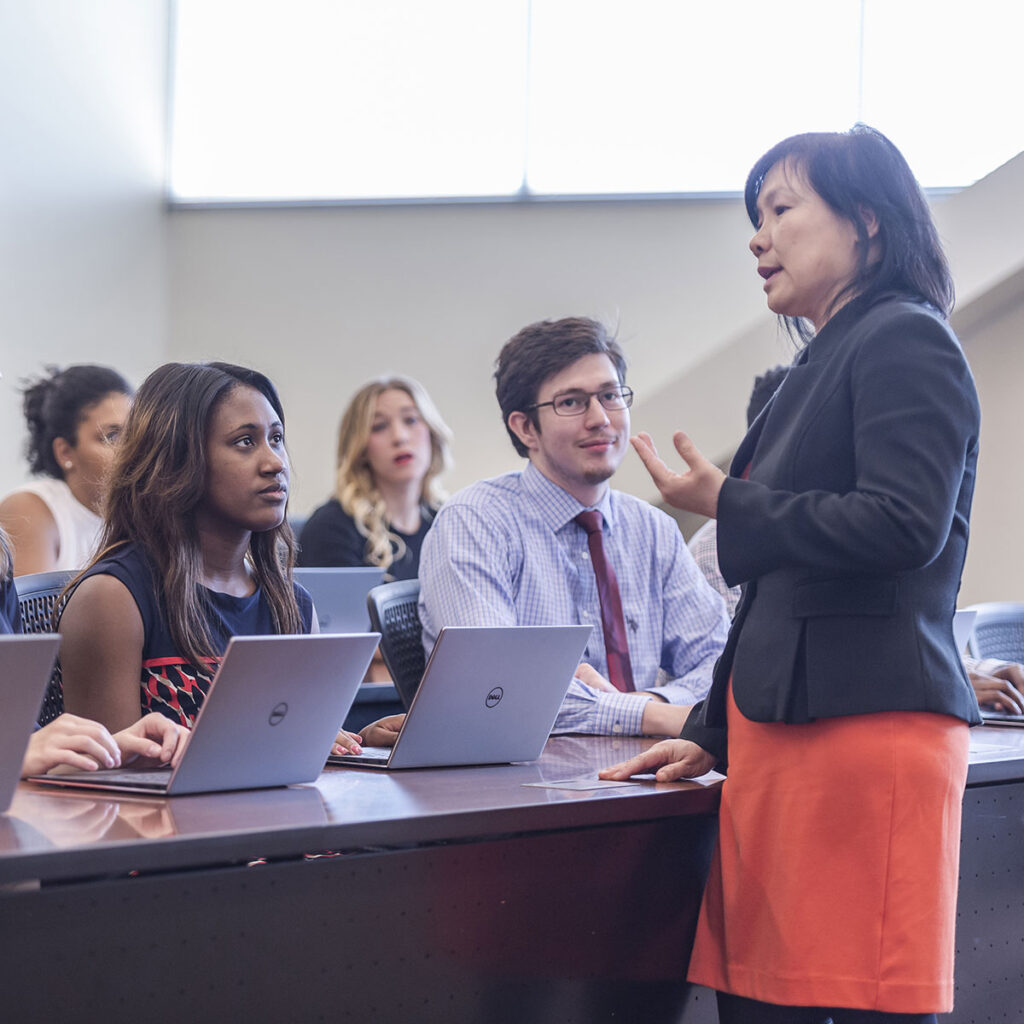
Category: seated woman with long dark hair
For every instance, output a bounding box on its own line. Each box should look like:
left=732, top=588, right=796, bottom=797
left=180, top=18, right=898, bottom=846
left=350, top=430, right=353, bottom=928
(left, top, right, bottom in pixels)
left=58, top=361, right=365, bottom=753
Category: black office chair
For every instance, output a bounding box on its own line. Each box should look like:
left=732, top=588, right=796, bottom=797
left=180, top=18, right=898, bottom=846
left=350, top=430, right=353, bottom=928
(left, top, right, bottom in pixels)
left=14, top=569, right=76, bottom=725
left=366, top=579, right=425, bottom=710
left=965, top=602, right=1024, bottom=662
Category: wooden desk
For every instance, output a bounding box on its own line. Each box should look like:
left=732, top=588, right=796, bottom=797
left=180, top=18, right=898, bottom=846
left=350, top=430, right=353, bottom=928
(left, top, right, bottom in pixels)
left=0, top=735, right=721, bottom=1023
left=0, top=729, right=1021, bottom=1024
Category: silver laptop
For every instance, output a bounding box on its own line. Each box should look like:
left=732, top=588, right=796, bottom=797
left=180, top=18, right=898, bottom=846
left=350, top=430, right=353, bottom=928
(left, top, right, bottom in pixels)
left=0, top=634, right=61, bottom=812
left=331, top=624, right=591, bottom=770
left=294, top=567, right=384, bottom=632
left=29, top=633, right=379, bottom=795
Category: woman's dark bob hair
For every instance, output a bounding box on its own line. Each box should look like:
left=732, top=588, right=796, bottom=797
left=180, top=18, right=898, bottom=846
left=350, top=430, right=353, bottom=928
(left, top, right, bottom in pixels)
left=744, top=124, right=954, bottom=338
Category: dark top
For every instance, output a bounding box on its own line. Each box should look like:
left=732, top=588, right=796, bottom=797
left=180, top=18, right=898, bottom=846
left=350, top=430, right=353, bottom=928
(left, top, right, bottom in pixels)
left=297, top=498, right=434, bottom=581
left=0, top=549, right=20, bottom=634
left=683, top=294, right=983, bottom=762
left=69, top=542, right=314, bottom=727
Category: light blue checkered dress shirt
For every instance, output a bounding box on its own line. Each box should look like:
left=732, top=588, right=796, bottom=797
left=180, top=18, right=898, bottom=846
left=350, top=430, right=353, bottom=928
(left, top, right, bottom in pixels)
left=419, top=462, right=729, bottom=735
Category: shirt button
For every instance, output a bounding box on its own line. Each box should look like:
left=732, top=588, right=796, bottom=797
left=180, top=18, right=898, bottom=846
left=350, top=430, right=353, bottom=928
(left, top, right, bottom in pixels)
left=612, top=723, right=623, bottom=734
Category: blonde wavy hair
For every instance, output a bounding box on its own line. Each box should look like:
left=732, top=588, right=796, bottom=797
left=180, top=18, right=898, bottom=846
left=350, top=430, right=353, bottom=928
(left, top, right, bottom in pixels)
left=335, top=376, right=453, bottom=571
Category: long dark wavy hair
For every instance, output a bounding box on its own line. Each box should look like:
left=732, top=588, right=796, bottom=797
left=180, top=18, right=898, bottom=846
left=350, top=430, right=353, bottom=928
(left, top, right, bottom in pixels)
left=72, top=362, right=302, bottom=666
left=745, top=124, right=954, bottom=342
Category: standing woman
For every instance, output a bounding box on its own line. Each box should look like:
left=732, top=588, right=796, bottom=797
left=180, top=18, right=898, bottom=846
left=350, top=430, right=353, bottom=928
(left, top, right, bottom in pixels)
left=298, top=375, right=452, bottom=580
left=602, top=126, right=981, bottom=1024
left=0, top=365, right=133, bottom=574
left=58, top=362, right=316, bottom=734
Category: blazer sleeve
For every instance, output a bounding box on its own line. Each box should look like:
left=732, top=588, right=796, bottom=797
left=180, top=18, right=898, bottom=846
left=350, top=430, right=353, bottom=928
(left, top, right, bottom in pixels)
left=717, top=307, right=980, bottom=585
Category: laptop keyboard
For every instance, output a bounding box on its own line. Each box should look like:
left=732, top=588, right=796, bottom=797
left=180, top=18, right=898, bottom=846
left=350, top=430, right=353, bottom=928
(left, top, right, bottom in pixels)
left=332, top=746, right=391, bottom=764
left=76, top=767, right=172, bottom=784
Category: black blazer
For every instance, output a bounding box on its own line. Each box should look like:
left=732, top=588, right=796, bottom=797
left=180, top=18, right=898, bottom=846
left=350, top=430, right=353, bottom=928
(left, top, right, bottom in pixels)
left=683, top=294, right=982, bottom=762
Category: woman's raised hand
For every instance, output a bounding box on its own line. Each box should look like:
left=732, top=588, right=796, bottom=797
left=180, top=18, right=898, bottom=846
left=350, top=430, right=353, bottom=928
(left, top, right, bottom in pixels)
left=631, top=431, right=725, bottom=519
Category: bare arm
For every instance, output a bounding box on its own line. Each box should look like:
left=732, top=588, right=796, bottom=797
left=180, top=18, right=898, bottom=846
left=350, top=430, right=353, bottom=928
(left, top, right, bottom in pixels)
left=59, top=574, right=145, bottom=733
left=0, top=492, right=60, bottom=575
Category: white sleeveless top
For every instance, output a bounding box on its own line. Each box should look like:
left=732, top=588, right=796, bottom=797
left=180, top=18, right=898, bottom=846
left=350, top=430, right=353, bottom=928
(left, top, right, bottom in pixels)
left=8, top=478, right=103, bottom=570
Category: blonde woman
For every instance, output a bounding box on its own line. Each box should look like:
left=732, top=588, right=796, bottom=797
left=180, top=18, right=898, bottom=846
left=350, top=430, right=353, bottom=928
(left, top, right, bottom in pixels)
left=298, top=376, right=452, bottom=580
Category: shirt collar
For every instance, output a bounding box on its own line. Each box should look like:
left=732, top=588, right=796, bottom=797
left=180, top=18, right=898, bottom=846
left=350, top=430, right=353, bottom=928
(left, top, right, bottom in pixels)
left=520, top=461, right=617, bottom=533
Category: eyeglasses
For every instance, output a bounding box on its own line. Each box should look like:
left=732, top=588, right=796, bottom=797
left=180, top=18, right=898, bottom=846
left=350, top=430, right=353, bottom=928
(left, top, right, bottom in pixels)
left=527, top=386, right=634, bottom=417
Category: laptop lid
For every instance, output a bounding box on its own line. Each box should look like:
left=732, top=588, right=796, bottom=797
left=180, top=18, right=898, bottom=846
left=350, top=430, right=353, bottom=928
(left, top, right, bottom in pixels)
left=30, top=632, right=379, bottom=795
left=334, top=624, right=591, bottom=770
left=0, top=635, right=60, bottom=812
left=953, top=609, right=977, bottom=653
left=294, top=568, right=384, bottom=633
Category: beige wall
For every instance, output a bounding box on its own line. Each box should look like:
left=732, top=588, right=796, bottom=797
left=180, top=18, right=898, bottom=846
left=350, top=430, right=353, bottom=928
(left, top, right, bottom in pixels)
left=0, top=0, right=168, bottom=493
left=958, top=274, right=1024, bottom=605
left=166, top=197, right=776, bottom=513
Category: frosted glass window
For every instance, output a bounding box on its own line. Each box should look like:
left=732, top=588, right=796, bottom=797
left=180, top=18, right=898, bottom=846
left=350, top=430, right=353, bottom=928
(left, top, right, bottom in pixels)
left=859, top=0, right=1024, bottom=188
left=171, top=0, right=530, bottom=200
left=169, top=0, right=1024, bottom=202
left=525, top=0, right=861, bottom=195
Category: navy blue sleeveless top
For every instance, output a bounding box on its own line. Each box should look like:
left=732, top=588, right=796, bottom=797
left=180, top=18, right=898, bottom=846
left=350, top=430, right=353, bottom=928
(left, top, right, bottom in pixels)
left=75, top=542, right=313, bottom=726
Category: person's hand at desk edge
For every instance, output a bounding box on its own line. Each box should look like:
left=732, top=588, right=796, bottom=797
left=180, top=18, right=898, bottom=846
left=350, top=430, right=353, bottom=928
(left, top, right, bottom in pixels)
left=599, top=738, right=717, bottom=783
left=967, top=659, right=1024, bottom=715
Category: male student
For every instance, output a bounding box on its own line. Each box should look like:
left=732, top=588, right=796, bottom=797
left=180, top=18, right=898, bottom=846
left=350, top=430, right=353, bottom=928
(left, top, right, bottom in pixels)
left=418, top=317, right=729, bottom=736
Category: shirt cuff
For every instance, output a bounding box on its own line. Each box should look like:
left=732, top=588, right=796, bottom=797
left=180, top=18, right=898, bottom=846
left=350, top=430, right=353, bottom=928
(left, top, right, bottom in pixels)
left=551, top=679, right=653, bottom=736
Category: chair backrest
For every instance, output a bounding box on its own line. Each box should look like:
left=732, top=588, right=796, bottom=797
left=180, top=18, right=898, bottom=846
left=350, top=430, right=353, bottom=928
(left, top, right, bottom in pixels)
left=366, top=579, right=425, bottom=710
left=965, top=602, right=1024, bottom=662
left=14, top=570, right=76, bottom=725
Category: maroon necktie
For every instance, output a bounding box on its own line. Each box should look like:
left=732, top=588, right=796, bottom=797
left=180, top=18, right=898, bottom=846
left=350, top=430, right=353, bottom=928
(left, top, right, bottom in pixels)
left=574, top=510, right=635, bottom=692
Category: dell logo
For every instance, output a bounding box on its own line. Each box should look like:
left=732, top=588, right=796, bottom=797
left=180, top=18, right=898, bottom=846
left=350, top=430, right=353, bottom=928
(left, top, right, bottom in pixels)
left=485, top=687, right=504, bottom=708
left=269, top=702, right=289, bottom=726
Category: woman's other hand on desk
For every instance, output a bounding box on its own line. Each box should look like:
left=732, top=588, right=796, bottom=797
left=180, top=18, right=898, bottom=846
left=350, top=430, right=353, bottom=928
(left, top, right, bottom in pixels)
left=332, top=728, right=364, bottom=756
left=115, top=713, right=190, bottom=769
left=630, top=431, right=725, bottom=519
left=969, top=662, right=1024, bottom=715
left=598, top=738, right=717, bottom=783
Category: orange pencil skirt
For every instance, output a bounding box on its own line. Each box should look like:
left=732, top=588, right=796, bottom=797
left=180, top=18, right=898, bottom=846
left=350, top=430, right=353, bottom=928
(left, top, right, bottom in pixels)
left=687, top=685, right=969, bottom=1013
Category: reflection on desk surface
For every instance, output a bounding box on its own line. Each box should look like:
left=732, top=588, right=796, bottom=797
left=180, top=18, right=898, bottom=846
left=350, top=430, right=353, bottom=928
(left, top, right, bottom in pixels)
left=7, top=783, right=329, bottom=849
left=1, top=736, right=702, bottom=861
left=6, top=728, right=1019, bottom=857
left=315, top=733, right=717, bottom=817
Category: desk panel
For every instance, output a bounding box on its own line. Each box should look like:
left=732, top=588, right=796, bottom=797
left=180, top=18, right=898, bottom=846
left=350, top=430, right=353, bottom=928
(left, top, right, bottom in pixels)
left=0, top=730, right=1021, bottom=1023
